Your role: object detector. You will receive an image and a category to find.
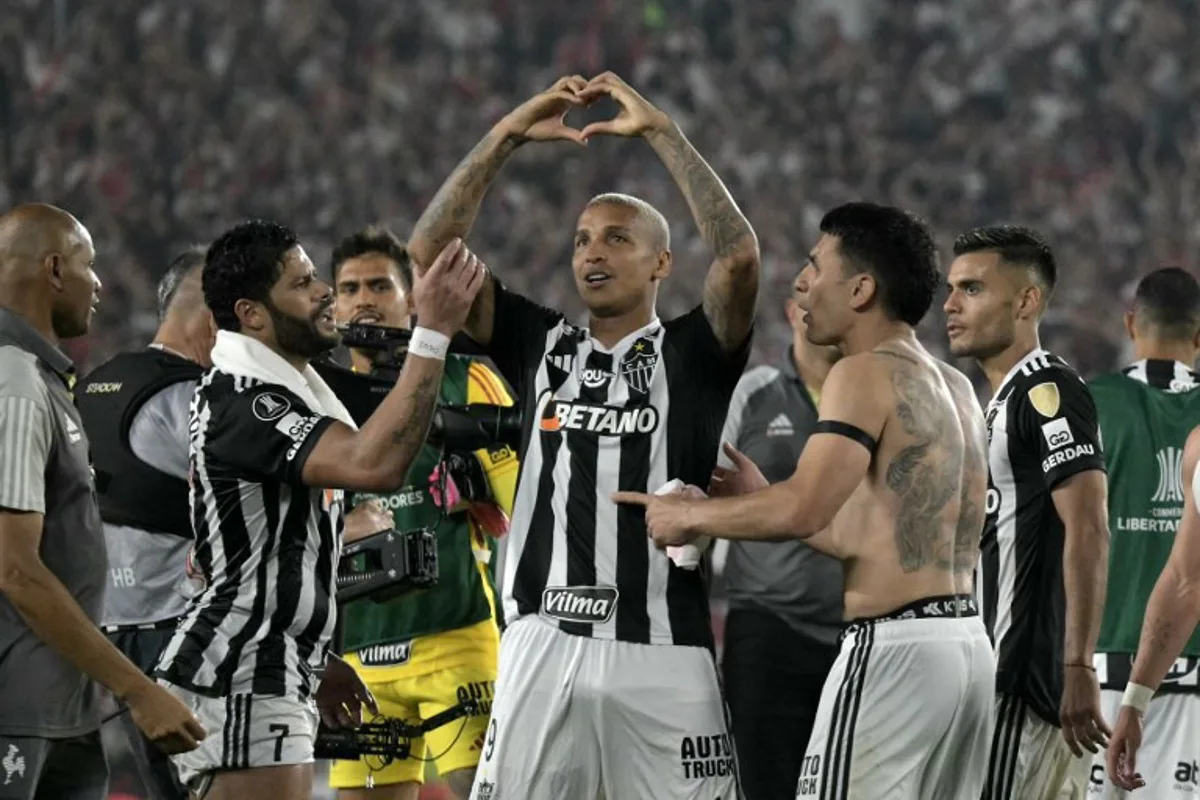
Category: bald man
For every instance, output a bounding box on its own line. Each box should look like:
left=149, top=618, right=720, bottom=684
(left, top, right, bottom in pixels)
left=0, top=204, right=204, bottom=800
left=76, top=247, right=218, bottom=799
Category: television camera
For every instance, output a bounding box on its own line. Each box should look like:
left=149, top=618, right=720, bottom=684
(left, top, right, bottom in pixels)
left=332, top=322, right=523, bottom=605
left=314, top=698, right=481, bottom=765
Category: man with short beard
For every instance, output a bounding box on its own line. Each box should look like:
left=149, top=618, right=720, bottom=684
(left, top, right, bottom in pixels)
left=153, top=219, right=485, bottom=800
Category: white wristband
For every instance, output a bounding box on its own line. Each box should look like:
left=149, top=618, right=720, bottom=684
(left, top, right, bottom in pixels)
left=408, top=326, right=450, bottom=362
left=1121, top=682, right=1155, bottom=714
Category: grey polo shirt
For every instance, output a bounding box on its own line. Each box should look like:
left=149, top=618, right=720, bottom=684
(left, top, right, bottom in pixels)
left=0, top=307, right=106, bottom=737
left=718, top=353, right=844, bottom=646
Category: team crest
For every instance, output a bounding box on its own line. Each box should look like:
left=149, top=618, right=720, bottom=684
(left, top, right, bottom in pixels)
left=619, top=338, right=659, bottom=396
left=1027, top=382, right=1060, bottom=418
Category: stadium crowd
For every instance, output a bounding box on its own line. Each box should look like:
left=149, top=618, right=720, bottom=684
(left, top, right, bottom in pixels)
left=5, top=0, right=1200, bottom=380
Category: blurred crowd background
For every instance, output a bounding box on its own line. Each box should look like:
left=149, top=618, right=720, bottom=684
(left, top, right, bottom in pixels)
left=4, top=0, right=1198, bottom=796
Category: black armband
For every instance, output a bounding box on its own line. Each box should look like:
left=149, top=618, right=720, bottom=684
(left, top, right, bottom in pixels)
left=812, top=420, right=878, bottom=455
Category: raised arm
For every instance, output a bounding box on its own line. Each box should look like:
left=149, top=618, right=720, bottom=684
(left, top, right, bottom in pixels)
left=579, top=72, right=760, bottom=352
left=408, top=76, right=588, bottom=346
left=617, top=354, right=887, bottom=543
left=302, top=241, right=484, bottom=491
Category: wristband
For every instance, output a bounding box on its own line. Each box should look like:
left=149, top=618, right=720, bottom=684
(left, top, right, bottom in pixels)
left=1120, top=682, right=1155, bottom=714
left=408, top=326, right=450, bottom=362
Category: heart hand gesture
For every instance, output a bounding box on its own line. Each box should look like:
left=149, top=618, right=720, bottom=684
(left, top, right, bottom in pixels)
left=499, top=76, right=589, bottom=145
left=577, top=72, right=671, bottom=141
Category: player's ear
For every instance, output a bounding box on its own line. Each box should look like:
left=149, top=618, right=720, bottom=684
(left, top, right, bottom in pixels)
left=652, top=250, right=672, bottom=282
left=1015, top=283, right=1042, bottom=321
left=1123, top=311, right=1137, bottom=343
left=234, top=298, right=268, bottom=333
left=848, top=272, right=876, bottom=312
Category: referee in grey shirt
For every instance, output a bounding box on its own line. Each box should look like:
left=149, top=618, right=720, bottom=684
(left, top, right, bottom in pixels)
left=715, top=272, right=844, bottom=800
left=0, top=204, right=204, bottom=800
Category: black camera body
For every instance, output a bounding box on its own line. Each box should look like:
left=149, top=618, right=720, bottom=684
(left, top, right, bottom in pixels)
left=313, top=699, right=481, bottom=764
left=336, top=527, right=438, bottom=604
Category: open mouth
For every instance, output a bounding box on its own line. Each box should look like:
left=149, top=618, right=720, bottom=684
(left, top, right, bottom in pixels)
left=584, top=271, right=612, bottom=287
left=352, top=311, right=383, bottom=324
left=317, top=307, right=335, bottom=325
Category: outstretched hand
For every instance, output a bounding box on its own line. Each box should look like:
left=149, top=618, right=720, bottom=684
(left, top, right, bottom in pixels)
left=577, top=72, right=671, bottom=141
left=709, top=443, right=769, bottom=498
left=613, top=489, right=701, bottom=547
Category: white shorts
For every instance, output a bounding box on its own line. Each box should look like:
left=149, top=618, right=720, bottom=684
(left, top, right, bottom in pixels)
left=469, top=616, right=738, bottom=800
left=797, top=596, right=995, bottom=800
left=159, top=681, right=319, bottom=792
left=1084, top=690, right=1200, bottom=799
left=985, top=692, right=1090, bottom=800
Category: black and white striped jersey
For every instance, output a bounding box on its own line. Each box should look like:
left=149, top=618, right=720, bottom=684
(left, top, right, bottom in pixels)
left=978, top=348, right=1105, bottom=725
left=155, top=370, right=342, bottom=700
left=489, top=282, right=748, bottom=649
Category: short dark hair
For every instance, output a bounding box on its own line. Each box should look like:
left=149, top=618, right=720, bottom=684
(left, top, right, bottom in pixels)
left=330, top=226, right=413, bottom=293
left=818, top=202, right=940, bottom=326
left=953, top=225, right=1057, bottom=292
left=157, top=246, right=207, bottom=320
left=203, top=220, right=299, bottom=331
left=1133, top=267, right=1200, bottom=338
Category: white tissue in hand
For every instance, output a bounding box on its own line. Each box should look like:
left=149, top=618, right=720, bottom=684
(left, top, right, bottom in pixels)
left=654, top=479, right=711, bottom=570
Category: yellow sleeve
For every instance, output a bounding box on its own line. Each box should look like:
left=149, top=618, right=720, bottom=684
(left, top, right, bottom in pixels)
left=466, top=360, right=520, bottom=516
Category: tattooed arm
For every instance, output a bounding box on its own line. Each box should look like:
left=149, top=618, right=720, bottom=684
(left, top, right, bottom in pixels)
left=304, top=241, right=484, bottom=491
left=408, top=76, right=588, bottom=346
left=644, top=123, right=759, bottom=351
left=618, top=354, right=886, bottom=543
left=577, top=73, right=760, bottom=352
left=1128, top=427, right=1200, bottom=690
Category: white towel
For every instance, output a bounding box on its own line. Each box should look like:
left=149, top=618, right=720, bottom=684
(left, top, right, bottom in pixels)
left=210, top=330, right=357, bottom=430
left=654, top=479, right=712, bottom=570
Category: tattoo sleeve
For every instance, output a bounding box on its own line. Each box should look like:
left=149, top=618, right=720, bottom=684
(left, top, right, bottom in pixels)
left=408, top=129, right=524, bottom=273
left=644, top=124, right=759, bottom=349
left=389, top=372, right=440, bottom=455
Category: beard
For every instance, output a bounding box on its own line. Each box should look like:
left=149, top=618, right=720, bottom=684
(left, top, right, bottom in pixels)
left=266, top=299, right=338, bottom=360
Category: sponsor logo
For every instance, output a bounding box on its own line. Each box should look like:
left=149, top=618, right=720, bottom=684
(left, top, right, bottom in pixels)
left=358, top=489, right=423, bottom=511
left=487, top=447, right=517, bottom=466
left=798, top=753, right=822, bottom=796
left=541, top=586, right=618, bottom=623
left=276, top=411, right=321, bottom=461
left=2, top=745, right=24, bottom=786
left=253, top=391, right=292, bottom=422
left=1153, top=446, right=1186, bottom=504
left=357, top=642, right=412, bottom=667
left=767, top=413, right=793, bottom=437
left=920, top=597, right=976, bottom=618
left=1040, top=417, right=1074, bottom=450
left=84, top=381, right=122, bottom=394
left=581, top=367, right=610, bottom=389
left=619, top=337, right=659, bottom=395
left=1027, top=381, right=1061, bottom=417
left=679, top=734, right=736, bottom=781
left=1175, top=760, right=1199, bottom=788
left=456, top=681, right=494, bottom=716
left=1042, top=444, right=1094, bottom=474
left=546, top=353, right=574, bottom=376
left=63, top=414, right=83, bottom=445
left=475, top=779, right=495, bottom=800
left=539, top=400, right=659, bottom=435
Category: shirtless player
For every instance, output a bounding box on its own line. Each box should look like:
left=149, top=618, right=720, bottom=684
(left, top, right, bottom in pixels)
left=616, top=202, right=995, bottom=799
